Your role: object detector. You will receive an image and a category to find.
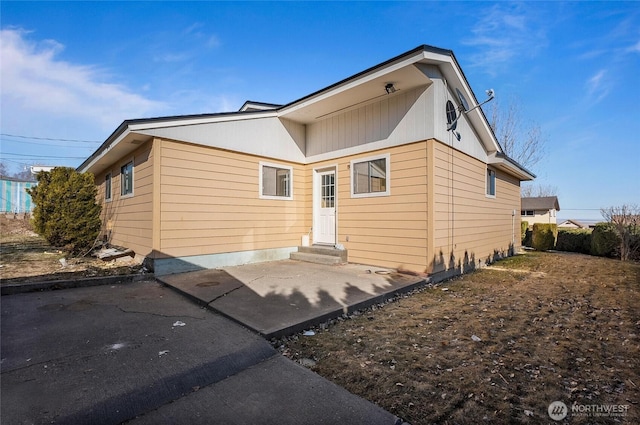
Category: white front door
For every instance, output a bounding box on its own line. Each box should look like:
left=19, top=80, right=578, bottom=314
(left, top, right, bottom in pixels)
left=314, top=169, right=336, bottom=245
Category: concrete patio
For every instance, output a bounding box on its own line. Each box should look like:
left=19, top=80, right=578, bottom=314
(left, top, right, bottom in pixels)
left=157, top=259, right=428, bottom=339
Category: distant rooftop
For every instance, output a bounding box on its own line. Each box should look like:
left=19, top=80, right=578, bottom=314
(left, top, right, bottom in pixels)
left=521, top=196, right=560, bottom=211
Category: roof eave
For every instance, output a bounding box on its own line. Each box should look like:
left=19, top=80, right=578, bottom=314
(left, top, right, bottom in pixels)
left=77, top=110, right=279, bottom=175
left=277, top=45, right=461, bottom=123
left=278, top=45, right=449, bottom=114
left=489, top=152, right=536, bottom=181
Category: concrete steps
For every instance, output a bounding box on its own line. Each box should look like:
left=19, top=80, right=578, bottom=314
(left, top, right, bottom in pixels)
left=290, top=245, right=347, bottom=265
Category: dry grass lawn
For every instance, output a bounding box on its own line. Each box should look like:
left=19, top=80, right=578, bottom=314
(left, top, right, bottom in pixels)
left=0, top=214, right=142, bottom=284
left=280, top=252, right=640, bottom=424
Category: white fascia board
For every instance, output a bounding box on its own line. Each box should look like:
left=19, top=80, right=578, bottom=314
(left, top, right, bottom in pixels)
left=488, top=153, right=536, bottom=181
left=441, top=60, right=502, bottom=154
left=78, top=128, right=131, bottom=174
left=128, top=111, right=278, bottom=132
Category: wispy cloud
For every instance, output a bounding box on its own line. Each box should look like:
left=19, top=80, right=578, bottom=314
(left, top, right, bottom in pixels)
left=463, top=3, right=548, bottom=74
left=586, top=69, right=611, bottom=104
left=168, top=89, right=239, bottom=114
left=207, top=35, right=221, bottom=49
left=0, top=28, right=166, bottom=131
left=184, top=22, right=204, bottom=36
left=150, top=23, right=221, bottom=63
left=575, top=11, right=640, bottom=61
left=153, top=52, right=190, bottom=63
left=627, top=40, right=640, bottom=53
left=182, top=22, right=221, bottom=49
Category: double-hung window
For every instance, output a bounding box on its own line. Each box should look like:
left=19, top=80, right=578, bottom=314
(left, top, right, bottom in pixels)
left=121, top=161, right=133, bottom=197
left=350, top=153, right=390, bottom=198
left=486, top=169, right=496, bottom=197
left=521, top=210, right=534, bottom=216
left=260, top=162, right=293, bottom=200
left=105, top=172, right=112, bottom=201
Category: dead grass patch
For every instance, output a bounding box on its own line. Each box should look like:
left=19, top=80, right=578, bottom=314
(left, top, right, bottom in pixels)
left=0, top=214, right=142, bottom=284
left=280, top=252, right=640, bottom=424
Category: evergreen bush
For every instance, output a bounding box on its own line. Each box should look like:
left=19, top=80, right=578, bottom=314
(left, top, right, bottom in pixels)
left=521, top=221, right=528, bottom=244
left=556, top=229, right=592, bottom=254
left=590, top=222, right=620, bottom=258
left=532, top=223, right=557, bottom=251
left=28, top=167, right=102, bottom=255
left=631, top=228, right=640, bottom=261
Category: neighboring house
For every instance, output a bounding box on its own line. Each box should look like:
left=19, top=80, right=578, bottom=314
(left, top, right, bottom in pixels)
left=521, top=196, right=560, bottom=226
left=0, top=177, right=36, bottom=214
left=78, top=45, right=535, bottom=277
left=558, top=219, right=588, bottom=229
left=30, top=165, right=55, bottom=175
left=558, top=219, right=602, bottom=229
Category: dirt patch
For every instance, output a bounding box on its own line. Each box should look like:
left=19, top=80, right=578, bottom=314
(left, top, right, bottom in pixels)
left=279, top=251, right=640, bottom=424
left=0, top=214, right=143, bottom=284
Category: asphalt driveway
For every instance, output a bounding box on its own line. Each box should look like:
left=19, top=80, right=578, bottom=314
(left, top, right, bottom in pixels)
left=1, top=280, right=403, bottom=424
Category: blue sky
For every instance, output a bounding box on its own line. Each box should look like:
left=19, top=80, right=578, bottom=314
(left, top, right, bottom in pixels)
left=1, top=1, right=638, bottom=220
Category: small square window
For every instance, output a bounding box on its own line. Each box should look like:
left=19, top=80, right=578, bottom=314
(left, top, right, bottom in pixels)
left=105, top=173, right=112, bottom=201
left=350, top=153, right=390, bottom=198
left=486, top=169, right=496, bottom=197
left=259, top=162, right=293, bottom=200
left=121, top=161, right=133, bottom=196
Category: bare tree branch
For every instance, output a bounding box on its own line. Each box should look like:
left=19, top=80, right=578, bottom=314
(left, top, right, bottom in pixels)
left=521, top=184, right=558, bottom=198
left=487, top=97, right=547, bottom=172
left=600, top=204, right=640, bottom=261
left=0, top=161, right=9, bottom=179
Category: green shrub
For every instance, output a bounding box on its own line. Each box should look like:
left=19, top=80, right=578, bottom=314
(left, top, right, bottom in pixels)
left=521, top=221, right=528, bottom=243
left=631, top=229, right=640, bottom=261
left=532, top=223, right=557, bottom=251
left=590, top=222, right=620, bottom=258
left=556, top=229, right=592, bottom=254
left=27, top=167, right=102, bottom=255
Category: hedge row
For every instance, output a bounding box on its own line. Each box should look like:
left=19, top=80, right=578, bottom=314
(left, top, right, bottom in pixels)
left=532, top=223, right=557, bottom=251
left=524, top=223, right=640, bottom=260
left=555, top=228, right=591, bottom=254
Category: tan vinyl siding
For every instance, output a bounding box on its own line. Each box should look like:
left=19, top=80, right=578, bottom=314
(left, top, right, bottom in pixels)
left=91, top=134, right=523, bottom=276
left=158, top=139, right=308, bottom=258
left=431, top=140, right=520, bottom=273
left=311, top=142, right=429, bottom=272
left=95, top=141, right=154, bottom=257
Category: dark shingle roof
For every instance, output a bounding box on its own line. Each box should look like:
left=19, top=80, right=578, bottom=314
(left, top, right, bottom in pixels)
left=521, top=196, right=560, bottom=211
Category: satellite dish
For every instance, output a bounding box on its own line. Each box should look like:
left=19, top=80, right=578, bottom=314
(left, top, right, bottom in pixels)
left=447, top=87, right=495, bottom=135
left=456, top=88, right=470, bottom=112
left=446, top=100, right=457, bottom=130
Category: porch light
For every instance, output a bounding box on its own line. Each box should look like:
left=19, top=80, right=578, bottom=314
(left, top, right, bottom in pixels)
left=385, top=83, right=397, bottom=94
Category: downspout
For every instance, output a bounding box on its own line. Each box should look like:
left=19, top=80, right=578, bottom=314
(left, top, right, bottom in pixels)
left=511, top=209, right=515, bottom=253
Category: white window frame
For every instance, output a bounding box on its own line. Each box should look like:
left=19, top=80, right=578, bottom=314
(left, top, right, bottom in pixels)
left=120, top=159, right=134, bottom=198
left=486, top=168, right=496, bottom=198
left=259, top=161, right=293, bottom=200
left=350, top=153, right=391, bottom=198
left=105, top=172, right=112, bottom=202
left=521, top=210, right=535, bottom=216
